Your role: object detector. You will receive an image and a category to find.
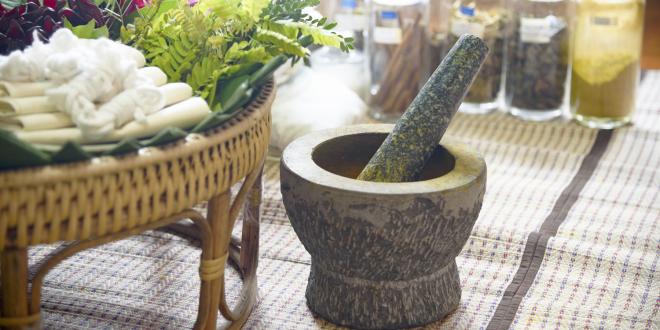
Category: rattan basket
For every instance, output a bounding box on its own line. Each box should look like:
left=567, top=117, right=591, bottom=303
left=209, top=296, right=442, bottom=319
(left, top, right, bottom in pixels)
left=0, top=81, right=275, bottom=330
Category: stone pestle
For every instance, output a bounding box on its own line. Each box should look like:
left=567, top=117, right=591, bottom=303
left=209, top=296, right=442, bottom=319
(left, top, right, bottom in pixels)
left=357, top=34, right=489, bottom=182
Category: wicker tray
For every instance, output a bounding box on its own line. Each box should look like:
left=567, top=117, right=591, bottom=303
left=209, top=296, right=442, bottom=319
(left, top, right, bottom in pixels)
left=0, top=81, right=275, bottom=329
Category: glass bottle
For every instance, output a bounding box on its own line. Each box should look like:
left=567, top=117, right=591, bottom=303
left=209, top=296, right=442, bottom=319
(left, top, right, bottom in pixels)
left=570, top=0, right=645, bottom=129
left=424, top=0, right=452, bottom=80
left=368, top=0, right=426, bottom=121
left=446, top=0, right=506, bottom=114
left=505, top=0, right=571, bottom=121
left=312, top=0, right=369, bottom=99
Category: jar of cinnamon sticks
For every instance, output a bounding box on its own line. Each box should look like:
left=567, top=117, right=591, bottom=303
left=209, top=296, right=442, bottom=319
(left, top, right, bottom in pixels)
left=368, top=0, right=426, bottom=121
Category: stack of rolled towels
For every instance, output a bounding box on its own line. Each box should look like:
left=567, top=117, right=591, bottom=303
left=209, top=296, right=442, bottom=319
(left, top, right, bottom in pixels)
left=0, top=29, right=211, bottom=146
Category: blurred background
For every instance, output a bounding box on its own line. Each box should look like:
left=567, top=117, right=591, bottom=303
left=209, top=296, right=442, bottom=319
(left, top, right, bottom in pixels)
left=269, top=0, right=658, bottom=153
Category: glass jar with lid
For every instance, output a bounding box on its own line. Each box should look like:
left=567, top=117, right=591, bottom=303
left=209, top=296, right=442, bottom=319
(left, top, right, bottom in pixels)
left=368, top=0, right=426, bottom=121
left=505, top=0, right=571, bottom=121
left=570, top=0, right=645, bottom=129
left=447, top=0, right=506, bottom=114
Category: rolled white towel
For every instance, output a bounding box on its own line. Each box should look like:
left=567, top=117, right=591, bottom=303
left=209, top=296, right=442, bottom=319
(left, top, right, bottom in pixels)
left=0, top=29, right=147, bottom=84
left=79, top=38, right=146, bottom=68
left=0, top=112, right=73, bottom=131
left=0, top=67, right=165, bottom=98
left=76, top=86, right=165, bottom=140
left=0, top=96, right=56, bottom=116
left=139, top=67, right=168, bottom=86
left=0, top=81, right=189, bottom=121
left=0, top=81, right=57, bottom=98
left=0, top=32, right=49, bottom=82
left=161, top=83, right=194, bottom=106
left=0, top=51, right=44, bottom=82
left=45, top=53, right=83, bottom=83
left=17, top=97, right=211, bottom=145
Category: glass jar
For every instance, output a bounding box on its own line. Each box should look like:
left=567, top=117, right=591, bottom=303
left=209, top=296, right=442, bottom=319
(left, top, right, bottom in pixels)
left=447, top=0, right=506, bottom=114
left=312, top=0, right=369, bottom=99
left=570, top=0, right=645, bottom=129
left=505, top=0, right=570, bottom=121
left=368, top=0, right=426, bottom=121
left=424, top=0, right=452, bottom=80
left=334, top=0, right=368, bottom=50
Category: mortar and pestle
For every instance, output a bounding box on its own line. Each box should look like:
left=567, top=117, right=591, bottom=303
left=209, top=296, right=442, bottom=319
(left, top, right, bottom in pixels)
left=280, top=35, right=489, bottom=329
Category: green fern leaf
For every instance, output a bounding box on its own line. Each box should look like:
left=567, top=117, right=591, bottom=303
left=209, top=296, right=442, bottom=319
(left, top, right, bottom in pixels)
left=278, top=21, right=342, bottom=48
left=242, top=0, right=270, bottom=20
left=254, top=28, right=307, bottom=57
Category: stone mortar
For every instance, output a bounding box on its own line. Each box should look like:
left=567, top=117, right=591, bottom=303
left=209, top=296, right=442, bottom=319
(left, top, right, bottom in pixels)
left=280, top=124, right=486, bottom=329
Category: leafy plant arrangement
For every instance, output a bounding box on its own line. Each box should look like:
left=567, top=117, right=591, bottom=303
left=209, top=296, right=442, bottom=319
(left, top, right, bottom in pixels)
left=121, top=0, right=353, bottom=114
left=0, top=0, right=106, bottom=54
left=0, top=0, right=351, bottom=170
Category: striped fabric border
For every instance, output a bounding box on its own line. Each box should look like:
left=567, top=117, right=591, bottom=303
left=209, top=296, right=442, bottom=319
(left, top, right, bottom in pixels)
left=487, top=130, right=613, bottom=329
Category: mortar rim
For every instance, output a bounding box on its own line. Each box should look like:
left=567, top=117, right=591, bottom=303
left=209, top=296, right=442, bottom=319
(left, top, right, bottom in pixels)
left=281, top=124, right=486, bottom=196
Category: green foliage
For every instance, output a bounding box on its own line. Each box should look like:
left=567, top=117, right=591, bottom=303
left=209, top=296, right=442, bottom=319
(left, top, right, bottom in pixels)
left=64, top=19, right=110, bottom=39
left=122, top=0, right=351, bottom=111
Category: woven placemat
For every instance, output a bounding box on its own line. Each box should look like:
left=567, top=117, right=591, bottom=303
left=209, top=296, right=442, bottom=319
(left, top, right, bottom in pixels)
left=28, top=73, right=660, bottom=329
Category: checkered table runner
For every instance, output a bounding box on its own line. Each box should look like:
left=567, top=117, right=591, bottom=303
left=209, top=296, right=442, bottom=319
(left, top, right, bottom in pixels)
left=29, top=72, right=659, bottom=329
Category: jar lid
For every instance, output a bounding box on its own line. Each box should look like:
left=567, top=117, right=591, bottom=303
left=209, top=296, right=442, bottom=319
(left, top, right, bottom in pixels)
left=373, top=0, right=422, bottom=7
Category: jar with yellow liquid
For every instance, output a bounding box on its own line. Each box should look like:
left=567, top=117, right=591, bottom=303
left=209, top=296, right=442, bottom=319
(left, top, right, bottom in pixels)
left=570, top=0, right=645, bottom=129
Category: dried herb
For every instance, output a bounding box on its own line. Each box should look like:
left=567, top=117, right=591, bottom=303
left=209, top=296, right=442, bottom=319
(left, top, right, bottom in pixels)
left=506, top=23, right=568, bottom=111
left=460, top=33, right=502, bottom=103
left=446, top=6, right=504, bottom=105
left=571, top=54, right=639, bottom=119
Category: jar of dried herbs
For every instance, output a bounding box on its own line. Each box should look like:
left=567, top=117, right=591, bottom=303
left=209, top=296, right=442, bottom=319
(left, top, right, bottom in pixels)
left=505, top=0, right=570, bottom=121
left=368, top=0, right=426, bottom=121
left=447, top=0, right=505, bottom=114
left=570, top=0, right=645, bottom=129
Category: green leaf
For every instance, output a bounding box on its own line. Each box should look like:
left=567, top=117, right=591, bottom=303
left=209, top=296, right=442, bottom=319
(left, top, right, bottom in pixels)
left=198, top=0, right=241, bottom=19
left=144, top=127, right=187, bottom=146
left=242, top=0, right=270, bottom=20
left=279, top=21, right=342, bottom=48
left=264, top=21, right=299, bottom=40
left=64, top=19, right=109, bottom=39
left=217, top=75, right=250, bottom=112
left=105, top=138, right=142, bottom=156
left=51, top=142, right=91, bottom=163
left=191, top=111, right=238, bottom=133
left=0, top=130, right=50, bottom=170
left=0, top=0, right=24, bottom=10
left=136, top=0, right=178, bottom=20
left=254, top=28, right=307, bottom=57
left=249, top=54, right=286, bottom=86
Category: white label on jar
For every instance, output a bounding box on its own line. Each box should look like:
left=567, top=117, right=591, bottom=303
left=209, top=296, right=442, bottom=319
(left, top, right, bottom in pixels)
left=336, top=13, right=368, bottom=31
left=451, top=20, right=485, bottom=38
left=520, top=16, right=565, bottom=43
left=374, top=27, right=402, bottom=44
left=590, top=16, right=618, bottom=27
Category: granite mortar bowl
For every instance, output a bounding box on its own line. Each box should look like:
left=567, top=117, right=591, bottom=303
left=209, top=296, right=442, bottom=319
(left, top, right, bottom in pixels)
left=280, top=124, right=486, bottom=329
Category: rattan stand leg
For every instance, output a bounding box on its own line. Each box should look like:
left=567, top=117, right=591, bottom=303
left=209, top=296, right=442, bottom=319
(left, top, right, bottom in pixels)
left=225, top=166, right=261, bottom=330
left=169, top=163, right=264, bottom=330
left=1, top=248, right=35, bottom=330
left=199, top=192, right=232, bottom=330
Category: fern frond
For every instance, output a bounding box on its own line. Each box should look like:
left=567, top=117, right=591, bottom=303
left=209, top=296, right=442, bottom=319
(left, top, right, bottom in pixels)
left=277, top=21, right=342, bottom=48
left=254, top=28, right=307, bottom=57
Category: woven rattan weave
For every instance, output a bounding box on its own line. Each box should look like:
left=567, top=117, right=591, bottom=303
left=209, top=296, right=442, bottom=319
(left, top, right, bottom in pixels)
left=0, top=81, right=275, bottom=330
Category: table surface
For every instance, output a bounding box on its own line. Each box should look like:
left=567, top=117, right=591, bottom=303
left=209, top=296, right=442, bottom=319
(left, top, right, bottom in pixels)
left=26, top=72, right=659, bottom=329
